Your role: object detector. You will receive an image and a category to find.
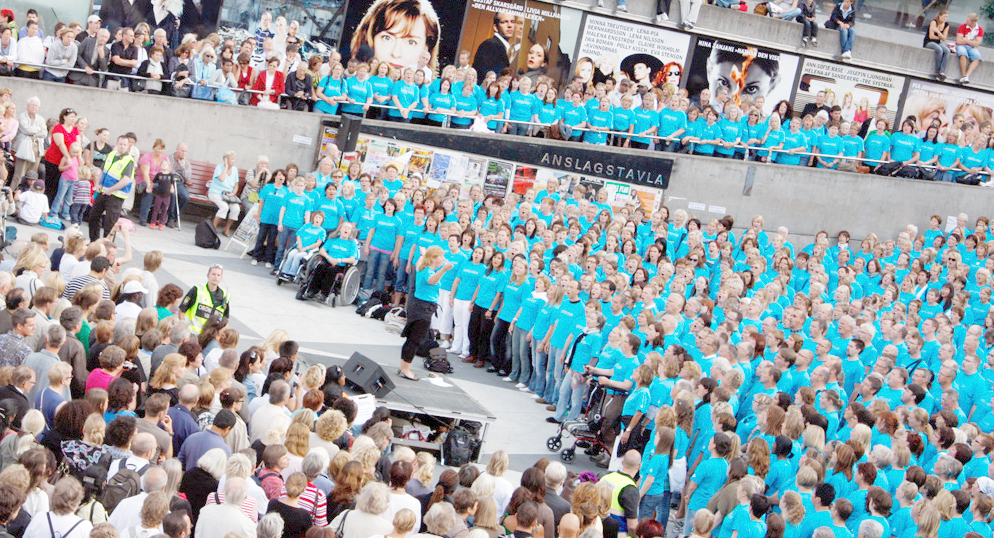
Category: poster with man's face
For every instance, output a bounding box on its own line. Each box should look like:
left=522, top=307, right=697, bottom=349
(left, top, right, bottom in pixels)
left=458, top=0, right=583, bottom=87
left=793, top=59, right=904, bottom=127
left=686, top=37, right=799, bottom=117
left=575, top=15, right=691, bottom=91
left=339, top=0, right=469, bottom=75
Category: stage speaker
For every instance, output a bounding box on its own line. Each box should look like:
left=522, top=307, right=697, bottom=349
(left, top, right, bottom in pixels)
left=336, top=115, right=363, bottom=153
left=343, top=352, right=394, bottom=398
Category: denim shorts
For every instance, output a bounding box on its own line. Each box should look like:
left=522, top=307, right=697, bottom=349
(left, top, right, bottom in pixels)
left=957, top=45, right=982, bottom=62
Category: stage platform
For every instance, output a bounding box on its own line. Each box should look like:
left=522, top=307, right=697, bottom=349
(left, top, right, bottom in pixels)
left=302, top=351, right=497, bottom=462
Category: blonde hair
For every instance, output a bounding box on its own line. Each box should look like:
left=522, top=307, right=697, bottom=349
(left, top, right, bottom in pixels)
left=417, top=245, right=445, bottom=272
left=315, top=410, right=348, bottom=442
left=285, top=423, right=310, bottom=457
left=486, top=450, right=508, bottom=477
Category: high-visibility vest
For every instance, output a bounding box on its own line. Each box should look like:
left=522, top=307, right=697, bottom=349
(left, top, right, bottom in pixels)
left=184, top=283, right=229, bottom=333
left=101, top=151, right=135, bottom=199
left=599, top=471, right=637, bottom=517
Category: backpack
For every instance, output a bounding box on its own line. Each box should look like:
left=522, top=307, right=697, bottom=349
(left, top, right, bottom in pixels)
left=442, top=427, right=481, bottom=466
left=424, top=347, right=453, bottom=374
left=100, top=460, right=150, bottom=513
left=195, top=220, right=221, bottom=249
left=417, top=338, right=439, bottom=358
left=356, top=296, right=382, bottom=316
left=369, top=304, right=391, bottom=320
left=252, top=469, right=281, bottom=487
left=958, top=173, right=986, bottom=186
left=384, top=307, right=406, bottom=334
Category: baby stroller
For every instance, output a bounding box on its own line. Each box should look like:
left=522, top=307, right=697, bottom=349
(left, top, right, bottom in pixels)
left=546, top=382, right=609, bottom=463
left=294, top=256, right=362, bottom=307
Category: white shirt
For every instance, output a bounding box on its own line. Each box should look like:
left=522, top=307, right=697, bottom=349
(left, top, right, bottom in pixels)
left=23, top=512, right=92, bottom=538
left=491, top=473, right=514, bottom=515
left=115, top=301, right=143, bottom=322
left=23, top=488, right=48, bottom=517
left=18, top=190, right=48, bottom=224
left=194, top=503, right=257, bottom=538
left=249, top=402, right=289, bottom=443
left=108, top=492, right=148, bottom=530
left=386, top=491, right=422, bottom=532
left=108, top=455, right=151, bottom=480
left=59, top=253, right=79, bottom=281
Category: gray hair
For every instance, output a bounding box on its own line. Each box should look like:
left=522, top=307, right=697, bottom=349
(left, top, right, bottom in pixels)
left=257, top=513, right=284, bottom=538
left=813, top=527, right=834, bottom=538
left=302, top=450, right=329, bottom=480
left=858, top=520, right=883, bottom=538
left=26, top=96, right=40, bottom=106
left=169, top=323, right=191, bottom=344
left=141, top=467, right=167, bottom=493
left=424, top=501, right=457, bottom=535
left=45, top=324, right=66, bottom=348
left=163, top=458, right=183, bottom=496
left=355, top=482, right=390, bottom=515
left=545, top=462, right=567, bottom=489
left=269, top=380, right=290, bottom=404
left=224, top=476, right=247, bottom=506
left=198, top=448, right=229, bottom=480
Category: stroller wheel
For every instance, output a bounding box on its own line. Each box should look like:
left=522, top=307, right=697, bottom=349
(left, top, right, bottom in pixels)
left=591, top=412, right=602, bottom=422
left=561, top=448, right=575, bottom=462
left=276, top=278, right=283, bottom=286
left=546, top=437, right=562, bottom=452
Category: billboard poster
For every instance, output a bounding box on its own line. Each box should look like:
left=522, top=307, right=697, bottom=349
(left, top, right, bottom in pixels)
left=603, top=180, right=663, bottom=213
left=339, top=0, right=469, bottom=76
left=485, top=160, right=514, bottom=197
left=466, top=157, right=488, bottom=187
left=512, top=166, right=539, bottom=195
left=793, top=59, right=904, bottom=127
left=902, top=79, right=994, bottom=144
left=459, top=0, right=583, bottom=86
left=685, top=37, right=800, bottom=118
left=575, top=15, right=691, bottom=90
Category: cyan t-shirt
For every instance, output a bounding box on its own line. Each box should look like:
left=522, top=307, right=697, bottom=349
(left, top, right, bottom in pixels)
left=369, top=212, right=402, bottom=252
left=281, top=192, right=312, bottom=230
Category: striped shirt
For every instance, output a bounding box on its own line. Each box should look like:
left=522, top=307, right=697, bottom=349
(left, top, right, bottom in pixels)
left=62, top=274, right=110, bottom=302
left=281, top=482, right=328, bottom=527
left=203, top=490, right=258, bottom=521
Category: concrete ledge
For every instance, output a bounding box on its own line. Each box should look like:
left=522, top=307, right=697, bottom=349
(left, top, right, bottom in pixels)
left=8, top=77, right=991, bottom=242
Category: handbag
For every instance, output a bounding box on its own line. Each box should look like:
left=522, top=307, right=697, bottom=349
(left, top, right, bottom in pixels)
left=221, top=193, right=240, bottom=203
left=237, top=89, right=253, bottom=106
left=335, top=509, right=351, bottom=537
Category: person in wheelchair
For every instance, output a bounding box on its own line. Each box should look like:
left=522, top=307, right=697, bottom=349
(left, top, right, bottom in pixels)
left=298, top=220, right=359, bottom=302
left=278, top=210, right=327, bottom=281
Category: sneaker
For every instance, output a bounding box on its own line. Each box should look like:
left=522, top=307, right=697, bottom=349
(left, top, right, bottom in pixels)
left=519, top=386, right=531, bottom=392
left=961, top=76, right=970, bottom=85
left=515, top=382, right=527, bottom=388
left=801, top=37, right=808, bottom=47
left=265, top=262, right=273, bottom=268
left=458, top=353, right=469, bottom=359
left=533, top=393, right=544, bottom=400
left=597, top=0, right=604, bottom=6
left=251, top=259, right=258, bottom=266
left=685, top=21, right=695, bottom=30
left=440, top=340, right=451, bottom=349
left=655, top=12, right=668, bottom=23
left=502, top=376, right=513, bottom=382
left=841, top=51, right=852, bottom=60
left=617, top=4, right=627, bottom=11
left=811, top=37, right=818, bottom=47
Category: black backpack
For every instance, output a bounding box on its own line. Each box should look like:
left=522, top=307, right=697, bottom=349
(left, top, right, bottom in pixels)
left=356, top=296, right=383, bottom=316
left=100, top=460, right=150, bottom=513
left=424, top=347, right=452, bottom=374
left=195, top=220, right=221, bottom=249
left=442, top=426, right=481, bottom=466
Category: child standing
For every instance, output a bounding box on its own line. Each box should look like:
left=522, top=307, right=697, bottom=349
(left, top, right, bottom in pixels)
left=53, top=142, right=82, bottom=220
left=149, top=160, right=177, bottom=230
left=69, top=166, right=95, bottom=225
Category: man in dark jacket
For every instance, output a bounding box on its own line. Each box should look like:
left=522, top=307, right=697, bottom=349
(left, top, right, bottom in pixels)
left=70, top=28, right=110, bottom=87
left=472, top=12, right=516, bottom=82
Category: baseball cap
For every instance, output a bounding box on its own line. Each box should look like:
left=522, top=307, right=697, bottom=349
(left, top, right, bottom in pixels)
left=23, top=170, right=38, bottom=181
left=87, top=15, right=101, bottom=24
left=31, top=180, right=44, bottom=190
left=121, top=281, right=148, bottom=294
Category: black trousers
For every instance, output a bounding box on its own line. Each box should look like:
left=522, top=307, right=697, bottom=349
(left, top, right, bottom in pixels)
left=310, top=260, right=349, bottom=295
left=598, top=393, right=626, bottom=448
left=43, top=159, right=60, bottom=204
left=468, top=304, right=492, bottom=359
left=251, top=223, right=279, bottom=263
left=88, top=193, right=124, bottom=241
left=400, top=297, right=436, bottom=364
left=489, top=318, right=511, bottom=371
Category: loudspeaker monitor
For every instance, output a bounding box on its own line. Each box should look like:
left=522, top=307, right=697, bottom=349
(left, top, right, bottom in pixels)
left=343, top=352, right=394, bottom=398
left=336, top=115, right=363, bottom=153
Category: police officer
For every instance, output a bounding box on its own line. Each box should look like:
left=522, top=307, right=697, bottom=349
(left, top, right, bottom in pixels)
left=180, top=264, right=229, bottom=334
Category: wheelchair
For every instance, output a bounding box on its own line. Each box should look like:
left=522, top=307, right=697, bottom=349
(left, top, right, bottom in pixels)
left=274, top=250, right=317, bottom=287
left=294, top=256, right=361, bottom=307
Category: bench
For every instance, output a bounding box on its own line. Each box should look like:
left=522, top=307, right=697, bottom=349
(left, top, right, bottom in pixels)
left=187, top=160, right=248, bottom=208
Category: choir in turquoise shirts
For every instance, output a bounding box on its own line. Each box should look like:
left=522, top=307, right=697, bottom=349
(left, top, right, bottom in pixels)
left=584, top=105, right=613, bottom=145
left=314, top=75, right=345, bottom=114
left=341, top=75, right=373, bottom=115
left=889, top=131, right=921, bottom=162
left=388, top=80, right=420, bottom=119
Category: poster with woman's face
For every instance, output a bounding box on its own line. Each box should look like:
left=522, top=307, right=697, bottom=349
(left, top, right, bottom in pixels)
left=575, top=15, right=690, bottom=91
left=686, top=37, right=799, bottom=117
left=457, top=0, right=582, bottom=87
left=902, top=79, right=994, bottom=142
left=339, top=0, right=468, bottom=75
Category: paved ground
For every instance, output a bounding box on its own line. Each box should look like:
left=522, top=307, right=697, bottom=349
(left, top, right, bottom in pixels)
left=10, top=216, right=601, bottom=476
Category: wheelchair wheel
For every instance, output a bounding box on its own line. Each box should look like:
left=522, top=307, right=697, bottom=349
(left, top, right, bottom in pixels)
left=337, top=265, right=361, bottom=306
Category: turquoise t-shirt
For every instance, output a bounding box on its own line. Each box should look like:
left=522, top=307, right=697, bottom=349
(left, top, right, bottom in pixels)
left=842, top=135, right=864, bottom=157
left=759, top=127, right=783, bottom=159
left=480, top=97, right=505, bottom=131
left=612, top=106, right=635, bottom=132
left=632, top=107, right=659, bottom=144
left=281, top=192, right=312, bottom=230
left=715, top=118, right=744, bottom=156
left=453, top=261, right=486, bottom=302
left=506, top=91, right=539, bottom=123
left=538, top=102, right=559, bottom=125
left=516, top=294, right=546, bottom=332
left=340, top=76, right=373, bottom=115
left=427, top=92, right=455, bottom=123
left=451, top=92, right=478, bottom=126
left=643, top=453, right=670, bottom=495
left=388, top=81, right=420, bottom=118
left=369, top=75, right=393, bottom=101
left=258, top=183, right=287, bottom=225
left=688, top=457, right=729, bottom=511
left=321, top=236, right=358, bottom=265
left=561, top=103, right=587, bottom=128
left=313, top=197, right=345, bottom=231
left=439, top=249, right=467, bottom=292
left=497, top=276, right=534, bottom=323
left=777, top=130, right=808, bottom=165
left=295, top=223, right=326, bottom=248
left=890, top=132, right=921, bottom=162
left=817, top=134, right=845, bottom=168
left=369, top=212, right=402, bottom=252
left=864, top=132, right=891, bottom=165
left=414, top=267, right=440, bottom=303
left=474, top=269, right=509, bottom=309
left=314, top=76, right=344, bottom=114
left=659, top=108, right=687, bottom=139
left=550, top=298, right=585, bottom=349
left=583, top=108, right=612, bottom=145
left=959, top=146, right=988, bottom=170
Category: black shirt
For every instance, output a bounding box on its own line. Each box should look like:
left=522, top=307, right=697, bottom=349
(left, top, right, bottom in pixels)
left=801, top=103, right=829, bottom=119
left=268, top=499, right=313, bottom=538
left=109, top=41, right=138, bottom=75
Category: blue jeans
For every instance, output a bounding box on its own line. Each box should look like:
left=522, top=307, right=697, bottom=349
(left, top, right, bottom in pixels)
left=925, top=42, right=950, bottom=74
left=274, top=226, right=298, bottom=268
left=529, top=340, right=549, bottom=395
left=937, top=170, right=956, bottom=182
left=394, top=261, right=410, bottom=293
left=839, top=27, right=855, bottom=53
left=281, top=248, right=311, bottom=276
left=779, top=6, right=801, bottom=18
left=554, top=372, right=588, bottom=421
left=543, top=346, right=564, bottom=403
left=138, top=189, right=154, bottom=223
left=957, top=44, right=982, bottom=62
left=507, top=122, right=530, bottom=136
left=639, top=492, right=672, bottom=528
left=362, top=248, right=392, bottom=292
left=509, top=327, right=531, bottom=383
left=52, top=177, right=72, bottom=219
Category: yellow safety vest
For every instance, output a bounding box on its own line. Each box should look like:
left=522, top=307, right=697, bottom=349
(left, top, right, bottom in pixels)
left=184, top=283, right=229, bottom=334
left=599, top=471, right=637, bottom=516
left=101, top=151, right=135, bottom=199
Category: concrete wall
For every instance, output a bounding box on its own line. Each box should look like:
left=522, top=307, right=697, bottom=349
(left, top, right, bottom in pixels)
left=9, top=77, right=992, bottom=242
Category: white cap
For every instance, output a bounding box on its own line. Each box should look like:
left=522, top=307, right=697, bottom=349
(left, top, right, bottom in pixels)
left=121, top=281, right=148, bottom=295
left=87, top=15, right=101, bottom=23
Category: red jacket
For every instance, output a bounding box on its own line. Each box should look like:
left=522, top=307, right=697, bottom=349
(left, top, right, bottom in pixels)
left=250, top=69, right=284, bottom=105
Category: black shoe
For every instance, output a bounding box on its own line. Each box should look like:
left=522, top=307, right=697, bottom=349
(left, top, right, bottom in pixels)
left=138, top=221, right=148, bottom=227
left=165, top=221, right=178, bottom=228
left=545, top=417, right=561, bottom=424
left=315, top=293, right=328, bottom=303
left=486, top=366, right=498, bottom=373
left=577, top=440, right=592, bottom=449
left=270, top=269, right=277, bottom=276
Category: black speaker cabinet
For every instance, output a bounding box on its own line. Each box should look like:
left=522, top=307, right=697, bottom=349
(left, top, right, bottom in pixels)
left=343, top=352, right=394, bottom=398
left=336, top=114, right=363, bottom=153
